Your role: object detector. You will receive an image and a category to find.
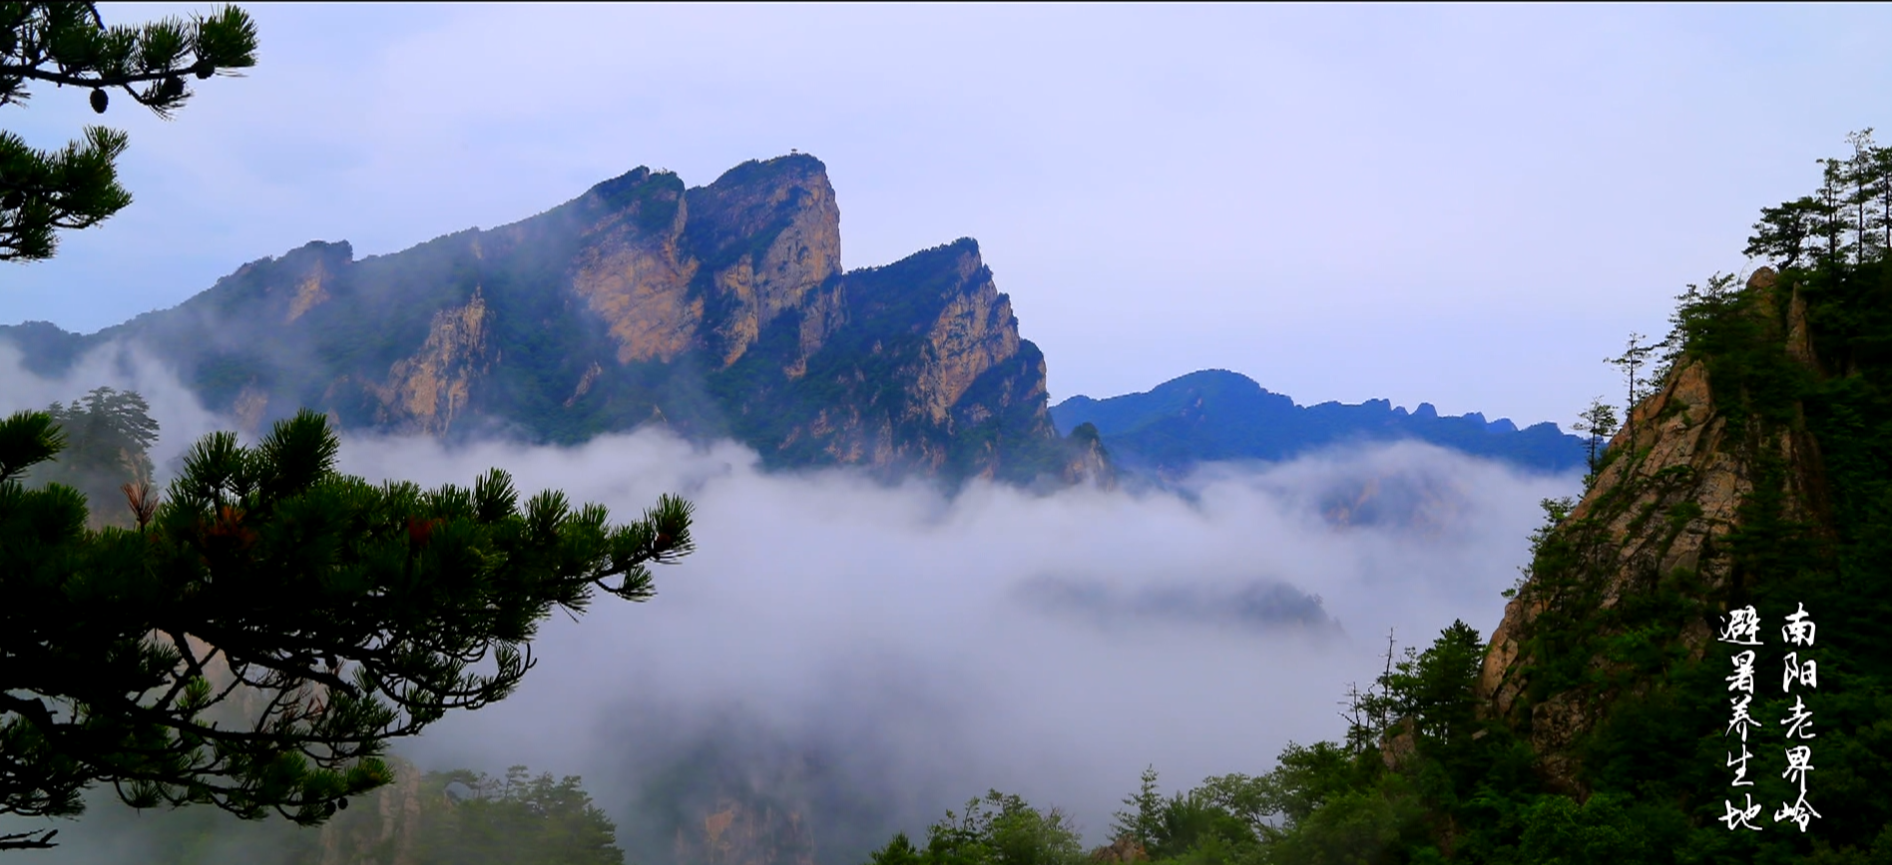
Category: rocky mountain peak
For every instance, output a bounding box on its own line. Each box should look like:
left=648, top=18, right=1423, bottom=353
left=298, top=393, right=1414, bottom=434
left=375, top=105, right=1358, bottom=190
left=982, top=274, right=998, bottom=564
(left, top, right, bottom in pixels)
left=4, top=154, right=1103, bottom=487
left=685, top=155, right=842, bottom=367
left=1475, top=265, right=1829, bottom=793
left=184, top=239, right=356, bottom=330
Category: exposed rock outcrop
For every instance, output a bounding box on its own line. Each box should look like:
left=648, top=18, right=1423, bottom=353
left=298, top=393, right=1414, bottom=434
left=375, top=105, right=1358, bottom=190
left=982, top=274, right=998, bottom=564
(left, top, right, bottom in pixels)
left=315, top=756, right=427, bottom=865
left=371, top=288, right=490, bottom=435
left=1476, top=267, right=1827, bottom=792
left=6, top=154, right=1085, bottom=485
left=685, top=156, right=842, bottom=369
left=565, top=169, right=702, bottom=365
left=1090, top=835, right=1151, bottom=863
left=1062, top=421, right=1116, bottom=489
left=672, top=798, right=818, bottom=865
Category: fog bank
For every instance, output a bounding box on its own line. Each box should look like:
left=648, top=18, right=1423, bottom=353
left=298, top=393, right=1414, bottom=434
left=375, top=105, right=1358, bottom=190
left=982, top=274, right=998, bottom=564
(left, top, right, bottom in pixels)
left=2, top=346, right=1580, bottom=860
left=342, top=429, right=1574, bottom=856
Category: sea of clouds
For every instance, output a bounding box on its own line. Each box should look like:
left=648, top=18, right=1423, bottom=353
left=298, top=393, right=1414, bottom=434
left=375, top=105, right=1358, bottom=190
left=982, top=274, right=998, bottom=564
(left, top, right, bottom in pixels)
left=1, top=343, right=1581, bottom=860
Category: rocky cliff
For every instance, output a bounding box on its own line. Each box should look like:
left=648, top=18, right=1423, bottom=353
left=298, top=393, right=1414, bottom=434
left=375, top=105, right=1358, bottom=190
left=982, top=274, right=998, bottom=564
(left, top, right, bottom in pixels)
left=672, top=798, right=817, bottom=865
left=1474, top=267, right=1843, bottom=794
left=5, top=155, right=1104, bottom=486
left=313, top=756, right=429, bottom=865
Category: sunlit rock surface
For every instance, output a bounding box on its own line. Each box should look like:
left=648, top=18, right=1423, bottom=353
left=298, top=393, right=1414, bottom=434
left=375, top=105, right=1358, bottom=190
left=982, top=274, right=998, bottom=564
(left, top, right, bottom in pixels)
left=3, top=154, right=1104, bottom=486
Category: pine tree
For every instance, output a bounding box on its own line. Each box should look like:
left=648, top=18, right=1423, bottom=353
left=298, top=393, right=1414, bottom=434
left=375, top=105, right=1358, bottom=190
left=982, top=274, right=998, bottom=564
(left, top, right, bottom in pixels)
left=1816, top=157, right=1848, bottom=266
left=1846, top=129, right=1880, bottom=263
left=0, top=409, right=695, bottom=849
left=1, top=2, right=257, bottom=260
left=1746, top=195, right=1820, bottom=270
left=30, top=386, right=159, bottom=527
left=413, top=767, right=625, bottom=865
left=0, top=6, right=701, bottom=851
left=1572, top=397, right=1619, bottom=477
left=1109, top=765, right=1163, bottom=850
left=1607, top=333, right=1655, bottom=443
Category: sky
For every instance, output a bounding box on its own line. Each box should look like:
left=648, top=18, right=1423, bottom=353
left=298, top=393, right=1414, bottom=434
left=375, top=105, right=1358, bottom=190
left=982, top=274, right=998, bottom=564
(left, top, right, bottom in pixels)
left=6, top=4, right=1892, bottom=428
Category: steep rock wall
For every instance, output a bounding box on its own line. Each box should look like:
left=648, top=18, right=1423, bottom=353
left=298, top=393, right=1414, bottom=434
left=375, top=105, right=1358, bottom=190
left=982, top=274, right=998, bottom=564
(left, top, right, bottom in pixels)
left=8, top=154, right=1101, bottom=485
left=1475, top=267, right=1828, bottom=791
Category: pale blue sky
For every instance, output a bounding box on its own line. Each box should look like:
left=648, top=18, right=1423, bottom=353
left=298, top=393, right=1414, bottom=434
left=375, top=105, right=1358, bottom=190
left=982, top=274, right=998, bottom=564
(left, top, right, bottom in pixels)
left=4, top=3, right=1889, bottom=428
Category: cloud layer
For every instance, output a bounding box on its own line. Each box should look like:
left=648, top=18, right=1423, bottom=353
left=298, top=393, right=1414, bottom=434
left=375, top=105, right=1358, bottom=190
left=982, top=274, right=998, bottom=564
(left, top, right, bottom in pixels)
left=334, top=412, right=1577, bottom=857
left=2, top=347, right=1580, bottom=860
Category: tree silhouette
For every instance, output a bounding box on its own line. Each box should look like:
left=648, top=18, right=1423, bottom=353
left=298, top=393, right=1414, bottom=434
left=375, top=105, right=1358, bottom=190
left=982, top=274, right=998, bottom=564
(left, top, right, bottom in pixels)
left=30, top=386, right=159, bottom=527
left=1607, top=333, right=1655, bottom=443
left=0, top=409, right=695, bottom=850
left=2, top=2, right=257, bottom=261
left=1746, top=196, right=1820, bottom=270
left=1572, top=397, right=1618, bottom=477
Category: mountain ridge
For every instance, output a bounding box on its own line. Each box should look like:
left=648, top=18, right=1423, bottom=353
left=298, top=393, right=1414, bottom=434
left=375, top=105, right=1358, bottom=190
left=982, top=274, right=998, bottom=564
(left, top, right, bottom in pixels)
left=1, top=154, right=1106, bottom=487
left=1051, top=368, right=1585, bottom=477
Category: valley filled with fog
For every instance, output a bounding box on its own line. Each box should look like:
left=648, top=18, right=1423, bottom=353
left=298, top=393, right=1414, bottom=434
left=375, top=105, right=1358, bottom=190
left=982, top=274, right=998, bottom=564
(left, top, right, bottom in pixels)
left=1, top=344, right=1580, bottom=861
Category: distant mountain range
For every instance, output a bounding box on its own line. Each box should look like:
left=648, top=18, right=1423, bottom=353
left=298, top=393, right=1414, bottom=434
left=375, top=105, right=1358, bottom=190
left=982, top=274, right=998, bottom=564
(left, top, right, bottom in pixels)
left=2, top=153, right=1583, bottom=486
left=1052, top=369, right=1584, bottom=477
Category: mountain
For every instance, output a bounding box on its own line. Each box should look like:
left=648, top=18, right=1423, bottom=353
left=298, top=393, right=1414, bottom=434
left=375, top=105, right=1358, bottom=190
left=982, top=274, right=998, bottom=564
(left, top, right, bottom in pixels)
left=1461, top=264, right=1892, bottom=857
left=1050, top=368, right=1585, bottom=477
left=1478, top=267, right=1831, bottom=788
left=1, top=154, right=1105, bottom=487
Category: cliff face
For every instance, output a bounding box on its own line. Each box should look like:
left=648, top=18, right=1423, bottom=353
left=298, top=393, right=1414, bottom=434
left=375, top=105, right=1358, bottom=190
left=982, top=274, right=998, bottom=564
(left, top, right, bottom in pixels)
left=672, top=798, right=817, bottom=865
left=314, top=757, right=428, bottom=865
left=727, top=237, right=1102, bottom=484
left=8, top=155, right=1102, bottom=485
left=1475, top=267, right=1829, bottom=792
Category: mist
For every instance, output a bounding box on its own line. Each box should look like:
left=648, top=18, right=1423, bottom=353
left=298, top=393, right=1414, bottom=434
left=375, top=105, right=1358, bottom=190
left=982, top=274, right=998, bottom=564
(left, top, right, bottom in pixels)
left=2, top=345, right=1581, bottom=861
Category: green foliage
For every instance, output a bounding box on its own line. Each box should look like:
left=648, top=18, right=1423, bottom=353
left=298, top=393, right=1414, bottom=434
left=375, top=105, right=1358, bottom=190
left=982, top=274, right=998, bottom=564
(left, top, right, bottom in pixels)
left=865, top=622, right=1516, bottom=864
left=1514, top=792, right=1688, bottom=865
left=1246, top=742, right=1372, bottom=832
left=1607, top=332, right=1660, bottom=441
left=1112, top=766, right=1164, bottom=850
left=1106, top=767, right=1262, bottom=863
left=591, top=167, right=684, bottom=235
left=1088, top=625, right=1538, bottom=865
left=1747, top=196, right=1822, bottom=271
left=1, top=1, right=258, bottom=260
left=1572, top=397, right=1618, bottom=477
left=413, top=766, right=623, bottom=865
left=1374, top=621, right=1484, bottom=746
left=26, top=385, right=158, bottom=527
left=18, top=759, right=623, bottom=864
left=0, top=406, right=695, bottom=850
left=1257, top=772, right=1424, bottom=865
left=863, top=790, right=1087, bottom=865
left=1149, top=792, right=1258, bottom=861
left=1501, top=496, right=1572, bottom=600
left=871, top=832, right=928, bottom=865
